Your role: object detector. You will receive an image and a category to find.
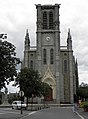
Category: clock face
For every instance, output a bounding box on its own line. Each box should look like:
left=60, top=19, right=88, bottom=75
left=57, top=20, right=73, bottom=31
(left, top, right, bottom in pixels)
left=46, top=37, right=50, bottom=41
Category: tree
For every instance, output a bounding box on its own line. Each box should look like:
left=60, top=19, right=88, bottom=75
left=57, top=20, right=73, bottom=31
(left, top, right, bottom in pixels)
left=41, top=82, right=51, bottom=100
left=80, top=82, right=88, bottom=87
left=15, top=68, right=43, bottom=103
left=0, top=40, right=20, bottom=90
left=15, top=68, right=51, bottom=104
left=77, top=82, right=88, bottom=101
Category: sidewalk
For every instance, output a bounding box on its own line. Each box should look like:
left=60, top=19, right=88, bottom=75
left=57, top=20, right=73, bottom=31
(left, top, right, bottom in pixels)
left=77, top=108, right=88, bottom=119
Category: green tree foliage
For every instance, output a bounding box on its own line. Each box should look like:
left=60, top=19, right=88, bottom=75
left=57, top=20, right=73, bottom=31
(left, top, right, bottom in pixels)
left=0, top=40, right=20, bottom=90
left=15, top=68, right=51, bottom=103
left=80, top=82, right=88, bottom=87
left=15, top=68, right=43, bottom=98
left=41, top=82, right=51, bottom=99
left=77, top=82, right=88, bottom=100
left=8, top=94, right=20, bottom=104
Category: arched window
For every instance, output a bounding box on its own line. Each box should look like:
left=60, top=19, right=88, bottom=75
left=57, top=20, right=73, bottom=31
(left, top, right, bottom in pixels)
left=30, top=60, right=33, bottom=69
left=43, top=49, right=47, bottom=64
left=43, top=12, right=47, bottom=29
left=64, top=60, right=67, bottom=73
left=49, top=12, right=53, bottom=29
left=50, top=49, right=54, bottom=64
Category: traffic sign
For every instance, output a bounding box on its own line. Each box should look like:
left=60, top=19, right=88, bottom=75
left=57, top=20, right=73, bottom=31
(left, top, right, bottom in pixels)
left=19, top=91, right=24, bottom=97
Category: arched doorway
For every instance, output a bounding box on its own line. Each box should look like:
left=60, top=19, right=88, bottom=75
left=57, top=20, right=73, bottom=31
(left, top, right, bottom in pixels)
left=42, top=77, right=56, bottom=102
left=44, top=87, right=53, bottom=101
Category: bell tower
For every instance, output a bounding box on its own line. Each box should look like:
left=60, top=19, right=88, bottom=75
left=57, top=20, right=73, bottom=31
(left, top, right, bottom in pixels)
left=36, top=4, right=60, bottom=51
left=36, top=4, right=61, bottom=103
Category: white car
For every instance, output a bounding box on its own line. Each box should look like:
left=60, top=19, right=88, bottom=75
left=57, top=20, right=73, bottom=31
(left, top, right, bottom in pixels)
left=12, top=101, right=27, bottom=110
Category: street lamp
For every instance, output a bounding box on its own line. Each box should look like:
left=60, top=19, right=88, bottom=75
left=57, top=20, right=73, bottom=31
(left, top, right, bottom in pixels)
left=19, top=91, right=24, bottom=114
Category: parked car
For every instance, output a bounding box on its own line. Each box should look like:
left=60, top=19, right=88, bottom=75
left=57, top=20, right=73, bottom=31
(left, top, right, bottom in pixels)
left=12, top=101, right=27, bottom=110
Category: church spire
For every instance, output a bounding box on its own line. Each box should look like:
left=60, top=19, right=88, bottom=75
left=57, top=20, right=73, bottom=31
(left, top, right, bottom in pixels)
left=68, top=28, right=72, bottom=39
left=67, top=28, right=72, bottom=50
left=75, top=59, right=79, bottom=88
left=25, top=29, right=30, bottom=50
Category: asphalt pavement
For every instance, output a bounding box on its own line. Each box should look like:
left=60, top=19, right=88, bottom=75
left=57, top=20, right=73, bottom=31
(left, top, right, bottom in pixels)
left=0, top=108, right=29, bottom=119
left=19, top=107, right=82, bottom=119
left=0, top=107, right=88, bottom=119
left=77, top=108, right=88, bottom=119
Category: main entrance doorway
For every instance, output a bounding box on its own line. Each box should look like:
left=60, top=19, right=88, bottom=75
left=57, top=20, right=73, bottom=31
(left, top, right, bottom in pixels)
left=44, top=87, right=53, bottom=101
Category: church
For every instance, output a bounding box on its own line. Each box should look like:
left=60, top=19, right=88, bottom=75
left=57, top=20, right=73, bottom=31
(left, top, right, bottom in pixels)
left=23, top=4, right=78, bottom=104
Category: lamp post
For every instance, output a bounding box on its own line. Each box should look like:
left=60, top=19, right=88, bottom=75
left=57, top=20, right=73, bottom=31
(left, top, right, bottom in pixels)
left=19, top=61, right=23, bottom=114
left=31, top=94, right=34, bottom=111
left=19, top=91, right=24, bottom=114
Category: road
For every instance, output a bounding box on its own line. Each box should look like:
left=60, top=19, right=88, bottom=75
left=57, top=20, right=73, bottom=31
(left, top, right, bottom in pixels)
left=21, top=107, right=82, bottom=119
left=0, top=107, right=84, bottom=119
left=0, top=108, right=29, bottom=119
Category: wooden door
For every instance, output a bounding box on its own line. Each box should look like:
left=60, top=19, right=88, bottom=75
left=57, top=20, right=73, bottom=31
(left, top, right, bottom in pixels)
left=44, top=87, right=53, bottom=101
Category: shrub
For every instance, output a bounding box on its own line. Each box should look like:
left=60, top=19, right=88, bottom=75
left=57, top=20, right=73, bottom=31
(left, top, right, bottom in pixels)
left=83, top=102, right=88, bottom=108
left=79, top=102, right=85, bottom=108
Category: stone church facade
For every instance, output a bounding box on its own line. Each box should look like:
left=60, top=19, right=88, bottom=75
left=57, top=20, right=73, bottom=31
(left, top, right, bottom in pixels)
left=23, top=4, right=78, bottom=104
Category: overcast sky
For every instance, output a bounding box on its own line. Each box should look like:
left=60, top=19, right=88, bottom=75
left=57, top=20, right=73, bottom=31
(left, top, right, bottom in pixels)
left=0, top=0, right=88, bottom=93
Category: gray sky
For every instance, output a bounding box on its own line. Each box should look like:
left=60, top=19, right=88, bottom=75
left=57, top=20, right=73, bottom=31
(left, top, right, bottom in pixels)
left=0, top=0, right=88, bottom=93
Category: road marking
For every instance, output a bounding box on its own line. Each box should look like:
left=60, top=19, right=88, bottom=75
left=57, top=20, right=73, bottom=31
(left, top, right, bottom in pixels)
left=28, top=111, right=37, bottom=115
left=72, top=107, right=84, bottom=119
left=75, top=112, right=84, bottom=119
left=20, top=111, right=37, bottom=119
